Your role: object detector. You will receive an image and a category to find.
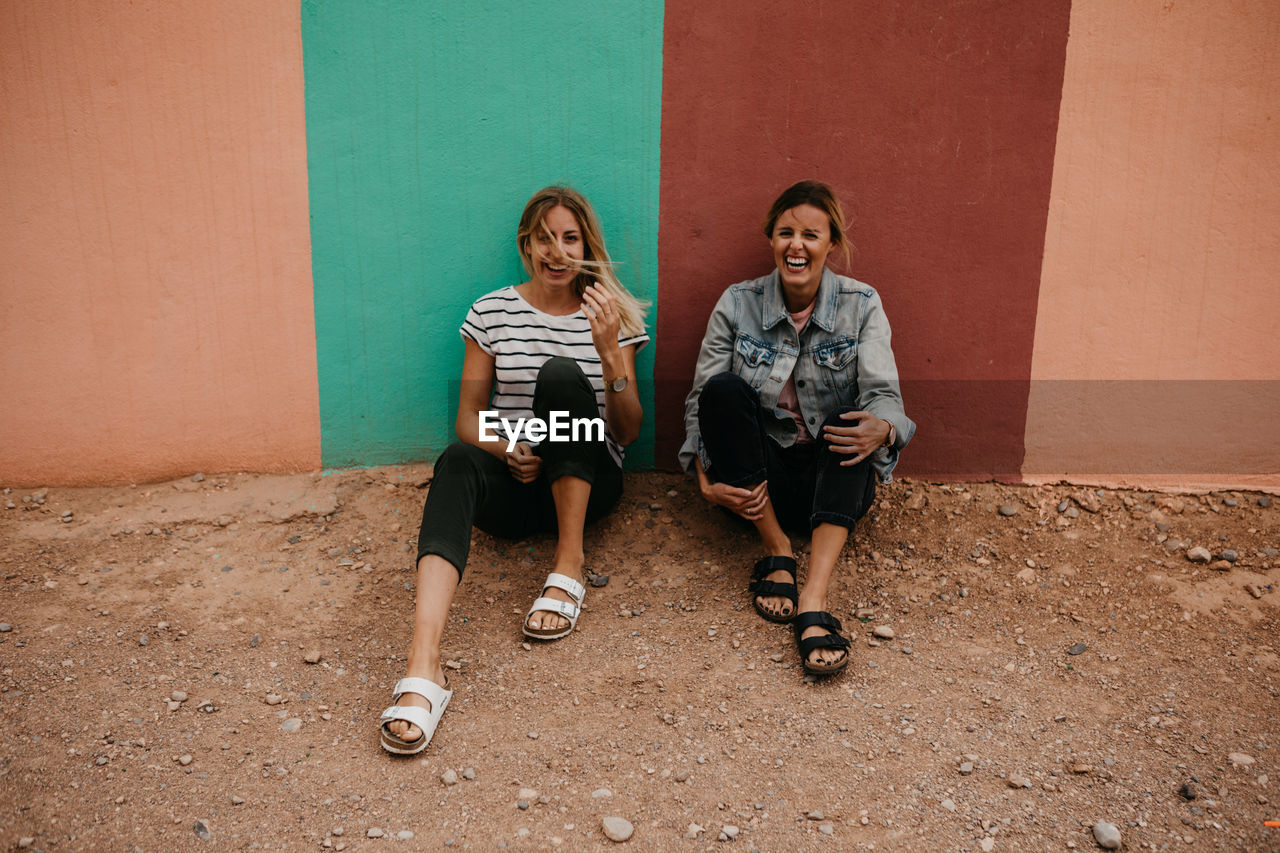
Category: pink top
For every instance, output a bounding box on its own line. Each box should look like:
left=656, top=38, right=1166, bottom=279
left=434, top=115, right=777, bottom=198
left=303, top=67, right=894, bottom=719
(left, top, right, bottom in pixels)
left=776, top=299, right=817, bottom=443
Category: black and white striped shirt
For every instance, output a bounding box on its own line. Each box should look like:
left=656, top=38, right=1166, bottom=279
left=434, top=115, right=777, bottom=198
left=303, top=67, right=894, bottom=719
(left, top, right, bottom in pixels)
left=460, top=286, right=649, bottom=465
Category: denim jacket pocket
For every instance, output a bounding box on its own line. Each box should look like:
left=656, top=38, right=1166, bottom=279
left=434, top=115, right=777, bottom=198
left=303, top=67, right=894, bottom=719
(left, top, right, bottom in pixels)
left=812, top=337, right=858, bottom=392
left=733, top=333, right=778, bottom=389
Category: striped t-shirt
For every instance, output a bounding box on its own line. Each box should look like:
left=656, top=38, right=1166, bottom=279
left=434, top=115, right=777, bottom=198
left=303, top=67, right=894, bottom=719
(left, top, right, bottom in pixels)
left=460, top=285, right=649, bottom=465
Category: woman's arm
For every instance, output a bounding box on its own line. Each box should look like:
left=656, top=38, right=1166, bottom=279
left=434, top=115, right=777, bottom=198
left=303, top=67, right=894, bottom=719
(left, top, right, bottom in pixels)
left=454, top=338, right=508, bottom=461
left=582, top=284, right=643, bottom=446
left=679, top=288, right=737, bottom=473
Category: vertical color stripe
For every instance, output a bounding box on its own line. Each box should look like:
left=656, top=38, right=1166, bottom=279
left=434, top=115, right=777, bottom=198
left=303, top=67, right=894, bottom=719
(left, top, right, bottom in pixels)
left=655, top=0, right=1071, bottom=478
left=302, top=0, right=663, bottom=469
left=0, top=0, right=319, bottom=485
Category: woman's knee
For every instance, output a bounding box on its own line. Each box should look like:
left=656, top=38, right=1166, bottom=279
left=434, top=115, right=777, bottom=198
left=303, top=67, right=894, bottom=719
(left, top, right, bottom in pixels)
left=537, top=356, right=587, bottom=385
left=699, top=371, right=755, bottom=408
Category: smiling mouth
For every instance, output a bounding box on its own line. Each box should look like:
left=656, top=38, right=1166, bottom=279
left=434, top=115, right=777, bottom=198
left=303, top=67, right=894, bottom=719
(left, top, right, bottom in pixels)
left=545, top=263, right=570, bottom=273
left=785, top=256, right=809, bottom=272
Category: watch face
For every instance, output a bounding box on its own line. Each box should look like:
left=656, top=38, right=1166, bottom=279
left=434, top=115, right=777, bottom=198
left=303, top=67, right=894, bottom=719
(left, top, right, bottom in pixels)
left=611, top=377, right=628, bottom=392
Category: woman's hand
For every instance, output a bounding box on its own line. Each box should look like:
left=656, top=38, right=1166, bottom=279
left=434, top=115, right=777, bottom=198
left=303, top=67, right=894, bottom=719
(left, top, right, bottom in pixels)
left=823, top=410, right=892, bottom=466
left=581, top=283, right=621, bottom=358
left=701, top=480, right=769, bottom=521
left=506, top=442, right=542, bottom=483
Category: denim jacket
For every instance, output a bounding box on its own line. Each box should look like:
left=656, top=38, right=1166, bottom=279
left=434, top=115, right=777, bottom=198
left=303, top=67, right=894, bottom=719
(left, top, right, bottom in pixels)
left=680, top=267, right=915, bottom=483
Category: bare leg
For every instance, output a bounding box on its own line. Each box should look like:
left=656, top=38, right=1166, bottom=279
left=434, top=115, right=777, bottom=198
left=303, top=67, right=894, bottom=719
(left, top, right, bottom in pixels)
left=525, top=475, right=590, bottom=633
left=385, top=554, right=458, bottom=742
left=796, top=522, right=850, bottom=667
left=751, top=490, right=796, bottom=618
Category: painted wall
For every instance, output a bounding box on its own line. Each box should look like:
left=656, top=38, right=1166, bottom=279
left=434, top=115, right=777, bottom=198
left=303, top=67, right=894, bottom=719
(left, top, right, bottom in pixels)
left=655, top=0, right=1071, bottom=479
left=0, top=0, right=319, bottom=485
left=301, top=0, right=663, bottom=470
left=1025, top=0, right=1280, bottom=489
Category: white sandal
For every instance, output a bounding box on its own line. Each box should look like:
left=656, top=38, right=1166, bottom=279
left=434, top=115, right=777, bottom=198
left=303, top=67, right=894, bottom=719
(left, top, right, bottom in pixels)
left=522, top=572, right=586, bottom=640
left=378, top=676, right=451, bottom=755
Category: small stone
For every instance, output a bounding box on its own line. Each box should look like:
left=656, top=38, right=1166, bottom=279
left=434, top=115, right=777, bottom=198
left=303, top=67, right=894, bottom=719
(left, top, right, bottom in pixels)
left=1221, top=549, right=1238, bottom=562
left=1016, top=567, right=1036, bottom=582
left=461, top=767, right=476, bottom=780
left=721, top=824, right=739, bottom=840
left=980, top=838, right=995, bottom=852
left=873, top=625, right=894, bottom=640
left=959, top=762, right=974, bottom=775
left=18, top=839, right=34, bottom=850
left=1178, top=781, right=1197, bottom=800
left=281, top=718, right=302, bottom=732
left=1007, top=774, right=1031, bottom=789
left=675, top=770, right=691, bottom=783
left=1067, top=643, right=1087, bottom=656
left=171, top=690, right=188, bottom=702
left=684, top=823, right=704, bottom=839
left=304, top=650, right=322, bottom=664
left=441, top=769, right=458, bottom=786
left=1092, top=820, right=1121, bottom=849
left=0, top=623, right=11, bottom=632
left=396, top=831, right=414, bottom=840
left=588, top=573, right=610, bottom=588
left=998, top=504, right=1018, bottom=517
left=1228, top=752, right=1255, bottom=766
left=194, top=820, right=211, bottom=841
left=265, top=694, right=283, bottom=705
left=518, top=787, right=538, bottom=801
left=602, top=816, right=634, bottom=842
left=1246, top=584, right=1264, bottom=599
left=1072, top=763, right=1091, bottom=774
left=941, top=798, right=956, bottom=812
left=819, top=823, right=834, bottom=836
left=178, top=754, right=193, bottom=766
left=1258, top=496, right=1271, bottom=508
left=332, top=827, right=344, bottom=836
left=1210, top=559, right=1232, bottom=571
left=192, top=472, right=205, bottom=482
left=592, top=788, right=612, bottom=798
left=231, top=795, right=244, bottom=805
left=249, top=634, right=260, bottom=648
left=807, top=810, right=824, bottom=821
left=366, top=827, right=384, bottom=838
left=527, top=731, right=538, bottom=739
left=1186, top=546, right=1212, bottom=563
left=1072, top=490, right=1102, bottom=513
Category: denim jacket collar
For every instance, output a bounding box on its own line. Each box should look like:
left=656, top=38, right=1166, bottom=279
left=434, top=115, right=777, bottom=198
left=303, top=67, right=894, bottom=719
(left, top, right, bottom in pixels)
left=761, top=267, right=839, bottom=334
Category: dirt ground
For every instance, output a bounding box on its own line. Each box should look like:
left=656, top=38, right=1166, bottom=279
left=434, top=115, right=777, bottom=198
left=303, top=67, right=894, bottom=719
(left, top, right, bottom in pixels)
left=0, top=468, right=1277, bottom=852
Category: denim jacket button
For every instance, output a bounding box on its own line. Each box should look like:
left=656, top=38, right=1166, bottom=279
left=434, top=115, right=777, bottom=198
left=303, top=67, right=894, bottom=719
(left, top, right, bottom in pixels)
left=808, top=417, right=815, bottom=424
left=797, top=379, right=805, bottom=388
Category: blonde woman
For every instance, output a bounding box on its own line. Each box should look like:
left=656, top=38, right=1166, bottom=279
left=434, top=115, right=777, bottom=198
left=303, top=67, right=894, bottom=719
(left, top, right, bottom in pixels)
left=380, top=186, right=648, bottom=755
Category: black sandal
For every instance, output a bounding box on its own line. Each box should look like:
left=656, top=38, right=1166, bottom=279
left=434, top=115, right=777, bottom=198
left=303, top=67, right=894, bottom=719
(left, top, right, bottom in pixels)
left=794, top=611, right=851, bottom=674
left=749, top=556, right=799, bottom=623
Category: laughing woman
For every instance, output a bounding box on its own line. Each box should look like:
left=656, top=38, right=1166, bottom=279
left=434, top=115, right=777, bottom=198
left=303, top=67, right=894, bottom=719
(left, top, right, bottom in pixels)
left=680, top=180, right=914, bottom=675
left=379, top=186, right=648, bottom=755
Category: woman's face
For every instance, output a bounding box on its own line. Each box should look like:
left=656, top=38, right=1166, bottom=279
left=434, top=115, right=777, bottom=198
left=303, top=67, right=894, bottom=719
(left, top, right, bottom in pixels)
left=770, top=204, right=836, bottom=293
left=528, top=204, right=585, bottom=288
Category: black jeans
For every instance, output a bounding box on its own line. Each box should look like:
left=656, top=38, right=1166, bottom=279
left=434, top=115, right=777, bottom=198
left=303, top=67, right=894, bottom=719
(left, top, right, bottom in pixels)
left=698, top=372, right=876, bottom=531
left=416, top=357, right=622, bottom=576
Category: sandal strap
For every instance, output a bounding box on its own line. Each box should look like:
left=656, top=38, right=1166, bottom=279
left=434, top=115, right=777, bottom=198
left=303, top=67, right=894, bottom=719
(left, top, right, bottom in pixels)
left=797, top=632, right=851, bottom=657
left=793, top=611, right=844, bottom=634
left=749, top=579, right=798, bottom=601
left=379, top=703, right=434, bottom=731
left=751, top=555, right=797, bottom=582
left=541, top=572, right=585, bottom=605
left=528, top=596, right=580, bottom=621
left=391, top=676, right=450, bottom=707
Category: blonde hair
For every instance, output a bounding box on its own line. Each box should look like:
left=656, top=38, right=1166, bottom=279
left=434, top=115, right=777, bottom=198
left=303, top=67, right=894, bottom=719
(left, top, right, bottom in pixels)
left=517, top=186, right=649, bottom=339
left=762, top=180, right=852, bottom=268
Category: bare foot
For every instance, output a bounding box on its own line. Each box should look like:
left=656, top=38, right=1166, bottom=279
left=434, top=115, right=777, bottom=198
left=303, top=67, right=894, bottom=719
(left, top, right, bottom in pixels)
left=753, top=553, right=797, bottom=620
left=798, top=623, right=848, bottom=669
left=525, top=557, right=585, bottom=635
left=384, top=661, right=448, bottom=744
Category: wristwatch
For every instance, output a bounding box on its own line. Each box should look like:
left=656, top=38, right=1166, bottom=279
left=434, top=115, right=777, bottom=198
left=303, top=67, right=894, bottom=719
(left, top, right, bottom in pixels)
left=606, top=376, right=628, bottom=393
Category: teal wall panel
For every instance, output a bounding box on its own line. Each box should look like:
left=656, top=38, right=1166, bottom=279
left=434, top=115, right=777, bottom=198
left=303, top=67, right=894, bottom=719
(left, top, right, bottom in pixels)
left=302, top=0, right=662, bottom=468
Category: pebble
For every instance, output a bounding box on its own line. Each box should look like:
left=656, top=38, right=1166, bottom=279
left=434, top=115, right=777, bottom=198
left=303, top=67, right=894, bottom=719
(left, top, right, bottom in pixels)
left=332, top=827, right=344, bottom=836
left=304, top=650, right=322, bottom=664
left=807, top=810, right=824, bottom=820
left=819, top=823, right=834, bottom=836
left=1258, top=496, right=1271, bottom=508
left=231, top=795, right=244, bottom=805
left=518, top=787, right=538, bottom=802
left=1092, top=820, right=1121, bottom=849
left=192, top=472, right=205, bottom=482
left=171, top=690, right=188, bottom=702
left=1178, top=781, right=1197, bottom=800
left=367, top=827, right=384, bottom=838
left=685, top=823, right=704, bottom=839
left=1007, top=774, right=1032, bottom=789
left=592, top=788, right=612, bottom=798
left=1220, top=549, right=1238, bottom=562
left=0, top=623, right=11, bottom=633
left=441, top=769, right=458, bottom=786
left=1186, top=546, right=1212, bottom=563
left=194, top=820, right=211, bottom=841
left=396, top=831, right=414, bottom=840
left=873, top=625, right=894, bottom=640
left=1246, top=584, right=1264, bottom=599
left=281, top=718, right=302, bottom=732
left=941, top=798, right=956, bottom=812
left=265, top=694, right=283, bottom=705
left=461, top=766, right=476, bottom=780
left=602, top=816, right=634, bottom=842
left=18, top=839, right=33, bottom=849
left=998, top=504, right=1018, bottom=516
left=178, top=754, right=193, bottom=766
left=1228, top=752, right=1255, bottom=766
left=1068, top=643, right=1087, bottom=655
left=720, top=824, right=739, bottom=840
left=959, top=762, right=974, bottom=775
left=675, top=770, right=691, bottom=783
left=588, top=573, right=610, bottom=588
left=979, top=838, right=995, bottom=852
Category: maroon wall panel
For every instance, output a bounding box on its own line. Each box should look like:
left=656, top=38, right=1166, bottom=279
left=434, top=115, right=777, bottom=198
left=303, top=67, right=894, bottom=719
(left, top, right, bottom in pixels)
left=656, top=1, right=1071, bottom=478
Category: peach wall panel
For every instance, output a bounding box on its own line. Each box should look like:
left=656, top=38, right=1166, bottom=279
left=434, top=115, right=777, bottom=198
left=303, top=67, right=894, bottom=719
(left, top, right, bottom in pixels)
left=0, top=0, right=319, bottom=485
left=1026, top=0, right=1280, bottom=488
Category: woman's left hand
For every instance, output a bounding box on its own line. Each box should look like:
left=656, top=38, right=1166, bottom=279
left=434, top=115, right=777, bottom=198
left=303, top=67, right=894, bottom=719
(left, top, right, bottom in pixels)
left=823, top=410, right=892, bottom=467
left=581, top=283, right=621, bottom=356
